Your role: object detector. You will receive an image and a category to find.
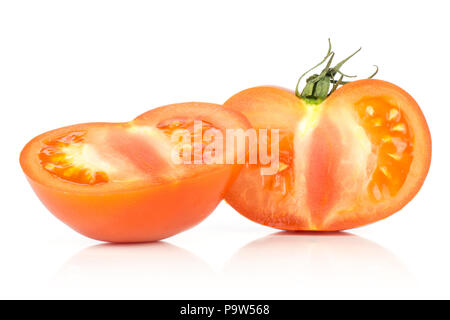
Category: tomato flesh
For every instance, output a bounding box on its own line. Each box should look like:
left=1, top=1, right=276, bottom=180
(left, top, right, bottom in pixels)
left=224, top=80, right=431, bottom=231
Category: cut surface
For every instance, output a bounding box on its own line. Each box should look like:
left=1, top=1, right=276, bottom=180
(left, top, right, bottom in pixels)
left=224, top=81, right=431, bottom=231
left=35, top=124, right=176, bottom=187
left=22, top=102, right=252, bottom=193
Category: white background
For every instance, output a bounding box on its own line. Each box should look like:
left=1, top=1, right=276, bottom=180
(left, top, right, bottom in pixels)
left=0, top=0, right=448, bottom=299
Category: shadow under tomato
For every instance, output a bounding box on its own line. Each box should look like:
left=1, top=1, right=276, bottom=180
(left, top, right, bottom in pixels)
left=53, top=241, right=213, bottom=290
left=223, top=231, right=414, bottom=290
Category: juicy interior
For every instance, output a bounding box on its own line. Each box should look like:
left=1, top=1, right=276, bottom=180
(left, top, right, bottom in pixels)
left=229, top=95, right=415, bottom=230
left=355, top=97, right=414, bottom=201
left=39, top=131, right=110, bottom=185
left=263, top=98, right=412, bottom=197
left=261, top=97, right=413, bottom=202
left=39, top=119, right=221, bottom=185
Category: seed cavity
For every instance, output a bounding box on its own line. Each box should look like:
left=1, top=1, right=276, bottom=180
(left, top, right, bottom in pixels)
left=387, top=153, right=402, bottom=161
left=380, top=166, right=391, bottom=178
left=388, top=108, right=399, bottom=121
left=355, top=98, right=414, bottom=202
left=392, top=123, right=406, bottom=133
left=366, top=106, right=375, bottom=116
left=372, top=118, right=383, bottom=127
left=278, top=162, right=289, bottom=172
left=39, top=131, right=110, bottom=185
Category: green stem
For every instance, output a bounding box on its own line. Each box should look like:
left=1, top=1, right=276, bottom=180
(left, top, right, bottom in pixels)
left=294, top=39, right=333, bottom=97
left=295, top=40, right=379, bottom=103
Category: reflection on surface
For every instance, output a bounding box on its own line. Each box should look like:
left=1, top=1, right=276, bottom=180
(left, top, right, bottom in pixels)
left=54, top=242, right=213, bottom=289
left=54, top=232, right=413, bottom=292
left=223, top=231, right=413, bottom=289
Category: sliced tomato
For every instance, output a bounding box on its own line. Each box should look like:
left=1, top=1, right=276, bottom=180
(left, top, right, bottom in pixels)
left=224, top=80, right=431, bottom=231
left=20, top=102, right=250, bottom=242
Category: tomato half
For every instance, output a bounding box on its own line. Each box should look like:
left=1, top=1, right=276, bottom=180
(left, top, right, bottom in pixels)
left=20, top=102, right=250, bottom=242
left=224, top=79, right=431, bottom=231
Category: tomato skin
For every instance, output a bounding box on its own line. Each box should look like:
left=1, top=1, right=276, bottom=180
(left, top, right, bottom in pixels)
left=21, top=102, right=250, bottom=242
left=24, top=167, right=236, bottom=242
left=224, top=79, right=432, bottom=231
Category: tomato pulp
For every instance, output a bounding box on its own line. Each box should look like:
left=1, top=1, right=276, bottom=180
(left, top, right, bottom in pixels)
left=224, top=80, right=431, bottom=230
left=20, top=102, right=250, bottom=242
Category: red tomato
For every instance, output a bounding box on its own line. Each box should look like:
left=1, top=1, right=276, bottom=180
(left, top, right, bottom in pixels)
left=20, top=102, right=250, bottom=242
left=224, top=79, right=431, bottom=231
